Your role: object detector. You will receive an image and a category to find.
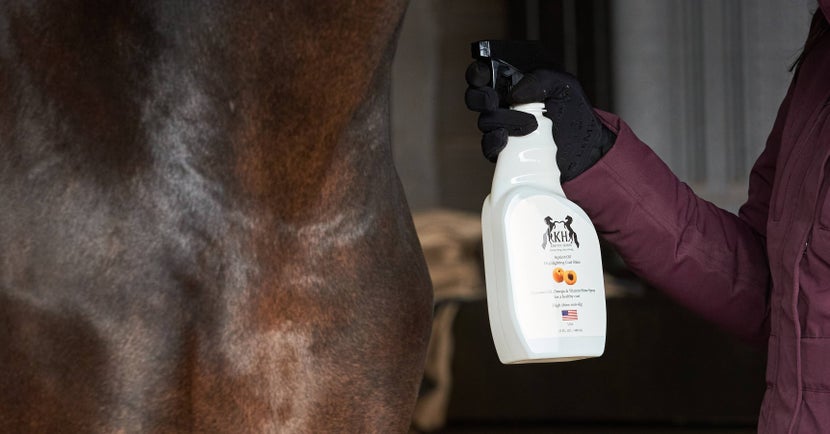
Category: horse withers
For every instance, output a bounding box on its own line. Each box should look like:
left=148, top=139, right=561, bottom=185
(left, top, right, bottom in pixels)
left=0, top=1, right=433, bottom=432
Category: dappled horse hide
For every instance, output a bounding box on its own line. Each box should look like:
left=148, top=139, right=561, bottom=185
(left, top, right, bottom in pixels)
left=0, top=1, right=433, bottom=432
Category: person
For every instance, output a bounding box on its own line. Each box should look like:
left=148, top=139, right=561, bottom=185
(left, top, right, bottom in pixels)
left=465, top=4, right=829, bottom=434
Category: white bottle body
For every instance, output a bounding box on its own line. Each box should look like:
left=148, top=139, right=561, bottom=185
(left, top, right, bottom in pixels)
left=482, top=103, right=606, bottom=364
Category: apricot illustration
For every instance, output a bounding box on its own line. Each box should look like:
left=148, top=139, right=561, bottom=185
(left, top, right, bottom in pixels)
left=552, top=267, right=565, bottom=283
left=564, top=270, right=577, bottom=285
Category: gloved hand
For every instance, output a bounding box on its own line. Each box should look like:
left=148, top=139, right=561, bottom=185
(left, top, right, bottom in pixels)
left=464, top=61, right=616, bottom=182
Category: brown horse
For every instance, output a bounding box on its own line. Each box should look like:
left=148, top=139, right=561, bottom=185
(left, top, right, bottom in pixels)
left=0, top=1, right=433, bottom=432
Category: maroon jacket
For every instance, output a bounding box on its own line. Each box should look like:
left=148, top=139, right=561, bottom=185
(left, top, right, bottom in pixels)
left=563, top=5, right=830, bottom=433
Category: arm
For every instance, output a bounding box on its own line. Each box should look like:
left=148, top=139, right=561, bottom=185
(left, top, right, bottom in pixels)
left=562, top=87, right=792, bottom=345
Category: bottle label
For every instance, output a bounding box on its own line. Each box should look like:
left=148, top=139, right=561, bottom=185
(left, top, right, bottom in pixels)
left=505, top=194, right=606, bottom=353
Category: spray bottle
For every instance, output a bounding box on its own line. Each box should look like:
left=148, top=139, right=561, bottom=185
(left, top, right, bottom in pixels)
left=474, top=40, right=606, bottom=364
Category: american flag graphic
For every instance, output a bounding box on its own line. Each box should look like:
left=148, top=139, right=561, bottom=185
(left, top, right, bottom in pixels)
left=561, top=309, right=578, bottom=321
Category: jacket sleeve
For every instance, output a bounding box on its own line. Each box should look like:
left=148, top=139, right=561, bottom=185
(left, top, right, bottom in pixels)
left=562, top=88, right=793, bottom=346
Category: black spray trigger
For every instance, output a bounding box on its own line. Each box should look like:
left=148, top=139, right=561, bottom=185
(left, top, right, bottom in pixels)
left=471, top=40, right=558, bottom=108
left=492, top=60, right=524, bottom=105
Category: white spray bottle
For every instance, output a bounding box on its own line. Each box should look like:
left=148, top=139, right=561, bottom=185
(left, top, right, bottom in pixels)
left=474, top=40, right=606, bottom=364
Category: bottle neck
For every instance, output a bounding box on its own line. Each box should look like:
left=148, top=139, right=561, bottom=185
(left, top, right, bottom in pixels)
left=491, top=103, right=564, bottom=201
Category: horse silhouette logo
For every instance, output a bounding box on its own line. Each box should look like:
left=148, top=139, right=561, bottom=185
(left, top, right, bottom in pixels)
left=542, top=215, right=580, bottom=249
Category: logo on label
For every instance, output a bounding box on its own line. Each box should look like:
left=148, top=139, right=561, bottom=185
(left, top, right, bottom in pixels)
left=542, top=215, right=580, bottom=250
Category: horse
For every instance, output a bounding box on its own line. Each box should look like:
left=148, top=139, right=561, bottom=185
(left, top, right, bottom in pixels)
left=0, top=1, right=433, bottom=432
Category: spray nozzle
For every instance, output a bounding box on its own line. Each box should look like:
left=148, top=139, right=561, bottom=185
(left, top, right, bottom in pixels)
left=471, top=40, right=558, bottom=108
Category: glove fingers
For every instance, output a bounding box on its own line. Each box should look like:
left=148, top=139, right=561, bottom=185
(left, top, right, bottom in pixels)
left=509, top=69, right=575, bottom=105
left=465, top=87, right=499, bottom=112
left=465, top=60, right=492, bottom=87
left=482, top=129, right=508, bottom=163
left=478, top=109, right=537, bottom=136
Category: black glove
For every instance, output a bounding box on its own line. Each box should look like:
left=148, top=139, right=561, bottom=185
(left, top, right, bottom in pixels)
left=465, top=61, right=616, bottom=182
